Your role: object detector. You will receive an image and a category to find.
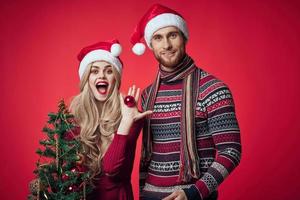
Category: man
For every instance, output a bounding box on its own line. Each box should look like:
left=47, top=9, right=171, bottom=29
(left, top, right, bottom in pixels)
left=131, top=4, right=241, bottom=200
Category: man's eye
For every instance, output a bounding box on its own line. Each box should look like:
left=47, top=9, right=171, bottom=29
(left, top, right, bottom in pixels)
left=170, top=33, right=177, bottom=38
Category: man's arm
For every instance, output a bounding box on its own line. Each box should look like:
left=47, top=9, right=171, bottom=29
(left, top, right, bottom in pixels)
left=185, top=82, right=242, bottom=200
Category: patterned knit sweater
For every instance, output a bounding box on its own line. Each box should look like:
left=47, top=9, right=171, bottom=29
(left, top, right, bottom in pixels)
left=140, top=69, right=241, bottom=200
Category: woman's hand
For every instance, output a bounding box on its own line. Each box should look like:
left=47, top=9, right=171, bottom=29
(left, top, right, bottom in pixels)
left=117, top=85, right=152, bottom=135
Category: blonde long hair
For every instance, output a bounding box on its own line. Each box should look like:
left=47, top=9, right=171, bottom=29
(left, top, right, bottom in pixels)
left=70, top=62, right=122, bottom=179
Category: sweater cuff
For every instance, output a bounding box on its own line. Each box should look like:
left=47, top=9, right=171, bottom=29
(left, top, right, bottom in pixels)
left=183, top=185, right=202, bottom=200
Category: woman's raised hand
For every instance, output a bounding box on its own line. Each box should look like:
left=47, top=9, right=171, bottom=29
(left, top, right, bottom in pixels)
left=117, top=85, right=152, bottom=135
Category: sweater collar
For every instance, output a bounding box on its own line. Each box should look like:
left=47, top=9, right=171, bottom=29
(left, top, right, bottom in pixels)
left=159, top=54, right=196, bottom=83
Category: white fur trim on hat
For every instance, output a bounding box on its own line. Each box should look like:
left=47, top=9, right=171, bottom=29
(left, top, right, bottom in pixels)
left=144, top=13, right=189, bottom=47
left=110, top=43, right=122, bottom=57
left=132, top=43, right=146, bottom=55
left=78, top=49, right=122, bottom=79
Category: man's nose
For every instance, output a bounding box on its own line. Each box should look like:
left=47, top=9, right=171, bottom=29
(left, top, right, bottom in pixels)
left=162, top=38, right=172, bottom=50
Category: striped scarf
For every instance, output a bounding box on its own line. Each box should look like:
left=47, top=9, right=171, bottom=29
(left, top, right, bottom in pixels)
left=142, top=55, right=201, bottom=182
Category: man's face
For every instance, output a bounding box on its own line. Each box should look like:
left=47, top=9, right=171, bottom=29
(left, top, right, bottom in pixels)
left=150, top=26, right=186, bottom=72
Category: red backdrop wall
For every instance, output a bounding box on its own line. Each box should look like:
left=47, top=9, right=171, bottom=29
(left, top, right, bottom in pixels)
left=1, top=0, right=300, bottom=199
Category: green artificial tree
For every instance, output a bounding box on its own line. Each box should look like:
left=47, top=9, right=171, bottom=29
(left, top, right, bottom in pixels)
left=29, top=100, right=92, bottom=200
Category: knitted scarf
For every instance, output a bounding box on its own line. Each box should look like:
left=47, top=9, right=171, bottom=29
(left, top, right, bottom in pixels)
left=142, top=55, right=201, bottom=183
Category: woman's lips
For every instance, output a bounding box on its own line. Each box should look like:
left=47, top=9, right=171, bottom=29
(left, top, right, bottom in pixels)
left=96, top=81, right=109, bottom=95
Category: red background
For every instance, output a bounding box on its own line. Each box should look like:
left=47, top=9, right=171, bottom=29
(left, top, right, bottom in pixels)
left=1, top=0, right=300, bottom=199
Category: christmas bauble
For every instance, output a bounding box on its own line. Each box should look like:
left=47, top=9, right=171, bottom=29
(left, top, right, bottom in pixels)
left=64, top=131, right=75, bottom=141
left=62, top=173, right=69, bottom=181
left=76, top=153, right=85, bottom=165
left=29, top=179, right=39, bottom=195
left=29, top=178, right=47, bottom=195
left=124, top=95, right=136, bottom=107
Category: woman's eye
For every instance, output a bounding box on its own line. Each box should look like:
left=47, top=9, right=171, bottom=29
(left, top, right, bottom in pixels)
left=91, top=69, right=98, bottom=74
left=107, top=69, right=113, bottom=74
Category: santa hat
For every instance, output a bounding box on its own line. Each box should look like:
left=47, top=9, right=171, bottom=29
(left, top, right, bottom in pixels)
left=77, top=39, right=123, bottom=79
left=131, top=4, right=189, bottom=55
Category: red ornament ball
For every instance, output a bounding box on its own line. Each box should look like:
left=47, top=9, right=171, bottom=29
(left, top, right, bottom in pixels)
left=124, top=96, right=136, bottom=107
left=64, top=131, right=75, bottom=141
left=64, top=127, right=80, bottom=141
left=62, top=173, right=69, bottom=181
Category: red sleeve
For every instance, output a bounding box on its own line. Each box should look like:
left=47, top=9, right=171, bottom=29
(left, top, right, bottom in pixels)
left=101, top=120, right=144, bottom=176
left=101, top=134, right=128, bottom=176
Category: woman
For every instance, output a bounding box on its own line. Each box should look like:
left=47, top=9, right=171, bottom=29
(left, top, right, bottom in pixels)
left=70, top=39, right=152, bottom=199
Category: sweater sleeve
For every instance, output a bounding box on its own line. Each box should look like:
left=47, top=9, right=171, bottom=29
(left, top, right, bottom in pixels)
left=101, top=133, right=128, bottom=176
left=101, top=117, right=144, bottom=177
left=189, top=82, right=242, bottom=200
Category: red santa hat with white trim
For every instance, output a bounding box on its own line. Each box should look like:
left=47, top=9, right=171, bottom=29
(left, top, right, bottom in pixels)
left=131, top=4, right=189, bottom=55
left=77, top=39, right=123, bottom=79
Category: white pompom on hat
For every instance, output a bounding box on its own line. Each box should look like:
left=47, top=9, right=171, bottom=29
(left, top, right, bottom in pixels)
left=130, top=4, right=189, bottom=56
left=77, top=39, right=123, bottom=79
left=110, top=43, right=122, bottom=57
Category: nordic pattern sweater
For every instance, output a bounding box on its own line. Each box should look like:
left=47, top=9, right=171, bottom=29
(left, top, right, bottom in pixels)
left=140, top=69, right=241, bottom=200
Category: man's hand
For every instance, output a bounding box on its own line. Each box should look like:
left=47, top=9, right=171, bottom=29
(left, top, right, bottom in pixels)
left=162, top=189, right=188, bottom=200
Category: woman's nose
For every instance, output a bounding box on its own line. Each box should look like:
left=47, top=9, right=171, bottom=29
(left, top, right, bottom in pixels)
left=98, top=70, right=105, bottom=78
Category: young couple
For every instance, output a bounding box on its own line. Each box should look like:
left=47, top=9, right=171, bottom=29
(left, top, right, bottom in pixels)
left=72, top=4, right=241, bottom=200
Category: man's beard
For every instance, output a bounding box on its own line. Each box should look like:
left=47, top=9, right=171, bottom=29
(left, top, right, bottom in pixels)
left=154, top=49, right=185, bottom=69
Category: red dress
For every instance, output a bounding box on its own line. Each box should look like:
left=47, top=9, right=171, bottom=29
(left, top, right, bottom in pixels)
left=87, top=121, right=143, bottom=200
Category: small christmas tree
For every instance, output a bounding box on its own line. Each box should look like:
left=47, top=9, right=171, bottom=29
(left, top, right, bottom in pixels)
left=29, top=100, right=92, bottom=200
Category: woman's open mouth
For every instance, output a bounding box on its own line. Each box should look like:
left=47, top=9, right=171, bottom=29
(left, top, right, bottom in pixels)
left=96, top=81, right=109, bottom=95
